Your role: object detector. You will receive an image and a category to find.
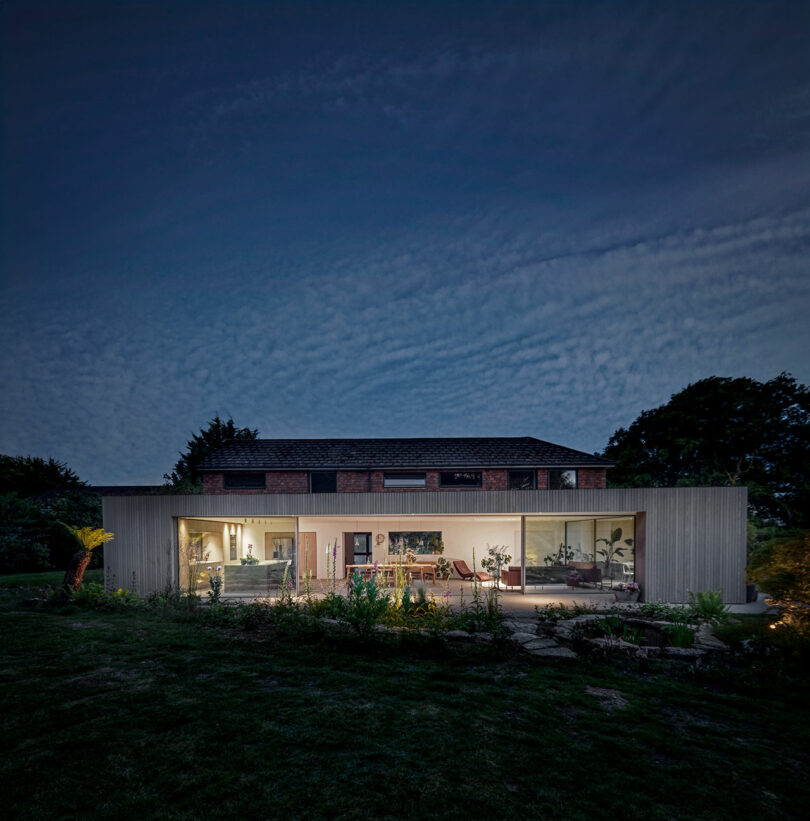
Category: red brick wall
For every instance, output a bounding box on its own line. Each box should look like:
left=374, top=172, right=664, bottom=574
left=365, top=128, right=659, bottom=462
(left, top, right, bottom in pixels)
left=202, top=473, right=224, bottom=493
left=264, top=471, right=309, bottom=493
left=201, top=466, right=608, bottom=493
left=577, top=468, right=607, bottom=489
left=336, top=471, right=370, bottom=492
left=370, top=470, right=441, bottom=491
left=482, top=469, right=508, bottom=491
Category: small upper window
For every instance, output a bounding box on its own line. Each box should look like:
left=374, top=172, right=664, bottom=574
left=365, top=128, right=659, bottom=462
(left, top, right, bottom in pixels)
left=310, top=471, right=337, bottom=493
left=223, top=473, right=265, bottom=490
left=383, top=473, right=427, bottom=489
left=439, top=471, right=482, bottom=488
left=508, top=470, right=536, bottom=490
left=549, top=469, right=577, bottom=490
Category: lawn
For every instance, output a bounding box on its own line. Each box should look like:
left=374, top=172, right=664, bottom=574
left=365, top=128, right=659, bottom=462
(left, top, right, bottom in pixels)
left=0, top=568, right=104, bottom=588
left=1, top=586, right=808, bottom=820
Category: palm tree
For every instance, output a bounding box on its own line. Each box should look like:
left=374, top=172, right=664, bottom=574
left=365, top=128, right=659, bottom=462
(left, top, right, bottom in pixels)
left=62, top=526, right=114, bottom=593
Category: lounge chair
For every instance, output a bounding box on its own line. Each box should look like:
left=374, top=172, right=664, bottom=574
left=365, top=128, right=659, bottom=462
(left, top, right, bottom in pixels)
left=452, top=560, right=492, bottom=582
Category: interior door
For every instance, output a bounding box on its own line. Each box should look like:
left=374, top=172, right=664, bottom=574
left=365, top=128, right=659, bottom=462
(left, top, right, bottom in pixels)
left=298, top=532, right=317, bottom=580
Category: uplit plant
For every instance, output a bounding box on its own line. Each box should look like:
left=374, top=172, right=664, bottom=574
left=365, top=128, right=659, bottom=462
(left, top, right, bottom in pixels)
left=480, top=544, right=512, bottom=586
left=208, top=566, right=223, bottom=603
left=62, top=525, right=114, bottom=593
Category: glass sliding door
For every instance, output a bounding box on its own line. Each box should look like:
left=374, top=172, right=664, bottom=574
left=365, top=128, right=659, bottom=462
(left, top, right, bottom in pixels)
left=178, top=516, right=297, bottom=598
left=524, top=515, right=634, bottom=590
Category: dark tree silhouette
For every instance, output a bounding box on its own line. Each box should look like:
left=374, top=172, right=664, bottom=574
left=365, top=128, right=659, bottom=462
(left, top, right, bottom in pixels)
left=0, top=455, right=84, bottom=496
left=601, top=373, right=810, bottom=527
left=165, top=415, right=259, bottom=491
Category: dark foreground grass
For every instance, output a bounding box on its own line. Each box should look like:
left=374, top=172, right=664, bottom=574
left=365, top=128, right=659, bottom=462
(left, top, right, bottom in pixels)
left=0, top=569, right=103, bottom=588
left=1, top=592, right=808, bottom=821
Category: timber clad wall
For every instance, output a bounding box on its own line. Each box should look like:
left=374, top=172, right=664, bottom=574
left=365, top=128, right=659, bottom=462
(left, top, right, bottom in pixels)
left=103, top=486, right=747, bottom=603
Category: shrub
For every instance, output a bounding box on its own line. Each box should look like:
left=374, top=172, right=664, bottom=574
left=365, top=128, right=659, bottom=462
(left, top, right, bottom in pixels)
left=688, top=590, right=730, bottom=624
left=346, top=571, right=391, bottom=634
left=635, top=601, right=694, bottom=623
left=664, top=622, right=695, bottom=648
left=748, top=531, right=810, bottom=637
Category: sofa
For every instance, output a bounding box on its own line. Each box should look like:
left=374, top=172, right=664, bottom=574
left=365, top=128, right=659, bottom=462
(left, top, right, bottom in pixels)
left=566, top=562, right=602, bottom=588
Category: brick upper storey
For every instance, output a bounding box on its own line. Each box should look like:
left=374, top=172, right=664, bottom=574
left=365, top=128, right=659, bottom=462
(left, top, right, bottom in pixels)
left=198, top=437, right=612, bottom=494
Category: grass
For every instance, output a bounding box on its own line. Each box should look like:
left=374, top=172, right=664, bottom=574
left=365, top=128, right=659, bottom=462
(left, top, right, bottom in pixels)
left=1, top=586, right=809, bottom=820
left=0, top=568, right=103, bottom=588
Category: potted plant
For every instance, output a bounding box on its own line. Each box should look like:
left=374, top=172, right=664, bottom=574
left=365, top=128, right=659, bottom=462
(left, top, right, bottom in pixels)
left=435, top=556, right=452, bottom=580
left=613, top=581, right=640, bottom=602
left=596, top=527, right=634, bottom=582
left=241, top=543, right=259, bottom=565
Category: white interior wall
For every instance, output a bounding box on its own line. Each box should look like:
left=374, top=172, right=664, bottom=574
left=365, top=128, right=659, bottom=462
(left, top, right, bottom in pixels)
left=297, top=516, right=521, bottom=578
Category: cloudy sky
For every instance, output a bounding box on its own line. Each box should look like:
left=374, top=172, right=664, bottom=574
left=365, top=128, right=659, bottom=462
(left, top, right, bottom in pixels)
left=2, top=1, right=809, bottom=484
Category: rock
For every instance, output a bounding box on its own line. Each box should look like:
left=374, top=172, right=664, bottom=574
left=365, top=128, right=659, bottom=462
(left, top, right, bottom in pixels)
left=521, top=638, right=559, bottom=650
left=527, top=646, right=577, bottom=658
left=663, top=646, right=704, bottom=658
left=588, top=637, right=639, bottom=652
left=445, top=630, right=472, bottom=639
left=694, top=624, right=728, bottom=650
left=509, top=631, right=542, bottom=645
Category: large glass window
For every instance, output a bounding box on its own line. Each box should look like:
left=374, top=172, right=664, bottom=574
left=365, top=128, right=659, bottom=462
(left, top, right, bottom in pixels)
left=524, top=516, right=634, bottom=588
left=439, top=471, right=481, bottom=488
left=549, top=469, right=577, bottom=489
left=383, top=473, right=426, bottom=488
left=223, top=473, right=265, bottom=490
left=509, top=470, right=536, bottom=489
left=178, top=516, right=296, bottom=597
left=310, top=471, right=337, bottom=493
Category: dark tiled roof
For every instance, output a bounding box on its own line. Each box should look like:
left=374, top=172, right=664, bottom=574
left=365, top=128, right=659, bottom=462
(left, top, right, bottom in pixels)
left=198, top=437, right=613, bottom=471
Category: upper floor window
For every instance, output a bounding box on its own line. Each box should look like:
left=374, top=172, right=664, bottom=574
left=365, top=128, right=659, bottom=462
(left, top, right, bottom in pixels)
left=310, top=471, right=337, bottom=493
left=439, top=471, right=482, bottom=488
left=508, top=470, right=536, bottom=490
left=549, top=469, right=577, bottom=490
left=223, top=472, right=265, bottom=490
left=383, top=472, right=426, bottom=488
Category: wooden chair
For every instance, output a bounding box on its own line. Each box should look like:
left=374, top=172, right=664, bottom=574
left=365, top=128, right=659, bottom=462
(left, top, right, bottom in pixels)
left=418, top=564, right=436, bottom=584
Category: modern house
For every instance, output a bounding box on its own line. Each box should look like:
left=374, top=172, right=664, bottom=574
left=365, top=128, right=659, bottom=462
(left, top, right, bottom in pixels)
left=102, top=437, right=747, bottom=602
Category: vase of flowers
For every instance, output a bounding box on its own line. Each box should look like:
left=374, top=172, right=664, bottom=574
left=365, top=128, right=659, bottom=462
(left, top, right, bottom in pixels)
left=613, top=581, right=640, bottom=602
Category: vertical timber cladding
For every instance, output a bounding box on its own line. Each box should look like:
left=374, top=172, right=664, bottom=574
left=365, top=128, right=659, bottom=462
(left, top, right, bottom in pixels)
left=102, top=486, right=747, bottom=602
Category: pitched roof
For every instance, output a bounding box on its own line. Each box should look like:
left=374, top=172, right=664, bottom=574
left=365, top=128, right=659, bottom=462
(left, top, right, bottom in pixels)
left=198, top=437, right=612, bottom=471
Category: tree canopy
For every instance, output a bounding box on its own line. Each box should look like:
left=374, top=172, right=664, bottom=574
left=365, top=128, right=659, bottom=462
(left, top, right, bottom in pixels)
left=0, top=455, right=101, bottom=573
left=0, top=454, right=85, bottom=496
left=164, top=415, right=259, bottom=491
left=601, top=373, right=810, bottom=527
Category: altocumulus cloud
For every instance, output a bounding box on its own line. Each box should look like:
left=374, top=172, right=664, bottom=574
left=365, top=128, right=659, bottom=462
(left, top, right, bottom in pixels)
left=1, top=202, right=808, bottom=484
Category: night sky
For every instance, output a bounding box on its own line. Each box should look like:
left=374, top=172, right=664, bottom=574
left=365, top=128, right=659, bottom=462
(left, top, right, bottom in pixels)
left=2, top=1, right=809, bottom=484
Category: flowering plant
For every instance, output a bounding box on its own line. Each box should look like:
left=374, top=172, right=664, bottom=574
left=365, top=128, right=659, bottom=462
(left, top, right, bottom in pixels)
left=616, top=582, right=640, bottom=593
